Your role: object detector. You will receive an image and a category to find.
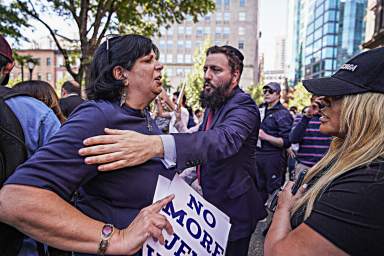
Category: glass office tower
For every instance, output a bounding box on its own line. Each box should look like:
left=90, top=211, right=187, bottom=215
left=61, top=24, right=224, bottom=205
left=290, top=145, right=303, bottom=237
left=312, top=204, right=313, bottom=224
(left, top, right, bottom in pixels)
left=291, top=0, right=367, bottom=81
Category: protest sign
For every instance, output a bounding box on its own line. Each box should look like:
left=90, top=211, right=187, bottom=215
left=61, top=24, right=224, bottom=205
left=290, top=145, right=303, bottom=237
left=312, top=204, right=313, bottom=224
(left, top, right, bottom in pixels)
left=143, top=174, right=231, bottom=256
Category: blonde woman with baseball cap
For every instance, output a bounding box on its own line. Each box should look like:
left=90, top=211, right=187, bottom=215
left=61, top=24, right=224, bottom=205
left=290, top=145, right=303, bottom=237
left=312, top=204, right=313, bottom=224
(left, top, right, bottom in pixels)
left=265, top=47, right=384, bottom=255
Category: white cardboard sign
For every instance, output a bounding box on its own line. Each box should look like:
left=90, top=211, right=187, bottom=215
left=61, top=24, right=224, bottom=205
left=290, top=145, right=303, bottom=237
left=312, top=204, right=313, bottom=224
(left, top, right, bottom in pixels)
left=143, top=174, right=231, bottom=256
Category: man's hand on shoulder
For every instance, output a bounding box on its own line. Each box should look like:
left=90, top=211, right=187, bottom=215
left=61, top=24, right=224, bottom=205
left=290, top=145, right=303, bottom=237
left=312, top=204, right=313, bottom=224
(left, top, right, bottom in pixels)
left=79, top=128, right=164, bottom=171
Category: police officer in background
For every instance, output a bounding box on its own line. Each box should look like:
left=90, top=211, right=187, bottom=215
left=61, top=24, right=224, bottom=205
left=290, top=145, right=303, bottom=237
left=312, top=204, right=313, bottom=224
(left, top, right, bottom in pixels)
left=256, top=82, right=293, bottom=204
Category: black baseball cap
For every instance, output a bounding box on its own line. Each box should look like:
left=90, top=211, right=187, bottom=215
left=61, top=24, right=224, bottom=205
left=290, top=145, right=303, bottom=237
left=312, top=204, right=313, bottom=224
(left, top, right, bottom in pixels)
left=263, top=82, right=281, bottom=92
left=303, top=47, right=384, bottom=96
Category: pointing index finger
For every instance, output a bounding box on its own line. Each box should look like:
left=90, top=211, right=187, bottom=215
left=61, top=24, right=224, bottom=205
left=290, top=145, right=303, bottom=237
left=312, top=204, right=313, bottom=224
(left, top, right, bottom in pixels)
left=151, top=194, right=175, bottom=212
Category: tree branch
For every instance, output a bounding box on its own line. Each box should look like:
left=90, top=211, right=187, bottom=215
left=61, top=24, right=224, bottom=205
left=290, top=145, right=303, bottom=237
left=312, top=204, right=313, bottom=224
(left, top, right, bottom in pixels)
left=90, top=0, right=111, bottom=43
left=63, top=1, right=80, bottom=28
left=18, top=0, right=78, bottom=80
left=78, top=0, right=90, bottom=44
left=96, top=1, right=117, bottom=46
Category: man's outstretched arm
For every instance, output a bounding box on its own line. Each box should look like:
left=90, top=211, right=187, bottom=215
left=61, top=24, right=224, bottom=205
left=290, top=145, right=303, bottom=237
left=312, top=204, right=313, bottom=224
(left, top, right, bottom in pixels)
left=80, top=94, right=259, bottom=171
left=79, top=128, right=166, bottom=171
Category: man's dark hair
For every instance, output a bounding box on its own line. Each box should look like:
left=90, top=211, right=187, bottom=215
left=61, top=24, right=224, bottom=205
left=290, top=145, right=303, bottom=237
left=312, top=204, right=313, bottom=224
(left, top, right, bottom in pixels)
left=87, top=34, right=159, bottom=101
left=0, top=55, right=10, bottom=85
left=173, top=91, right=186, bottom=105
left=206, top=45, right=244, bottom=77
left=289, top=106, right=298, bottom=113
left=62, top=81, right=81, bottom=95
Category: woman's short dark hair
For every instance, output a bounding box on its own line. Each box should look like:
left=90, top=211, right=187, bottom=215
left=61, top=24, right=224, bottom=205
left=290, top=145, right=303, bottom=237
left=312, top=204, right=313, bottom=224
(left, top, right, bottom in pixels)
left=86, top=34, right=159, bottom=101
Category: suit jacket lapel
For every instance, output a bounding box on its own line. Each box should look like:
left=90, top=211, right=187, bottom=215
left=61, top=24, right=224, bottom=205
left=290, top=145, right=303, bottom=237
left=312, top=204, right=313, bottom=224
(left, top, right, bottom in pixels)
left=199, top=108, right=211, bottom=131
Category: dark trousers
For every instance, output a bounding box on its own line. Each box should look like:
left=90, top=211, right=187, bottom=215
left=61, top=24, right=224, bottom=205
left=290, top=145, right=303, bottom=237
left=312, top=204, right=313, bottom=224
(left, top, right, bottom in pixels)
left=225, top=236, right=251, bottom=256
left=255, top=150, right=287, bottom=204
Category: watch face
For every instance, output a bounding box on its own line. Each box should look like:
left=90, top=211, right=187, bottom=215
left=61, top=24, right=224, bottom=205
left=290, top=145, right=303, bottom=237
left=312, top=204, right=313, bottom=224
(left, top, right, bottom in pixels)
left=102, top=224, right=114, bottom=238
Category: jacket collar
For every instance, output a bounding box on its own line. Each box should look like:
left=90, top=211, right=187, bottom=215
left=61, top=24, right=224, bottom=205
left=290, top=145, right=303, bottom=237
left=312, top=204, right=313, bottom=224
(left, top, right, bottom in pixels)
left=261, top=101, right=284, bottom=111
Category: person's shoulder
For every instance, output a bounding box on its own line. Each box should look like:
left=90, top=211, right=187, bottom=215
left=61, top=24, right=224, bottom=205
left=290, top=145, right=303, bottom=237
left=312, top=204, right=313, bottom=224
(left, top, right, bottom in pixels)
left=277, top=104, right=293, bottom=118
left=333, top=160, right=384, bottom=186
left=68, top=99, right=117, bottom=121
left=230, top=87, right=257, bottom=107
left=68, top=94, right=84, bottom=103
left=6, top=95, right=51, bottom=114
left=73, top=99, right=115, bottom=111
left=181, top=107, right=189, bottom=114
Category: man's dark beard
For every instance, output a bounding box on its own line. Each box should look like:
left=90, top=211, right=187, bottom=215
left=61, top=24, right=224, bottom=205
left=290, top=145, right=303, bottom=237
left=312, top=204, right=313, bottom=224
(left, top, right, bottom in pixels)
left=200, top=79, right=234, bottom=110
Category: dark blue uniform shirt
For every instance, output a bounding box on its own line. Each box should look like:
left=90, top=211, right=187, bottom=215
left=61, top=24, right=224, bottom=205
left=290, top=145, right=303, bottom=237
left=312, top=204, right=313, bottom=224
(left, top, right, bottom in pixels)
left=258, top=102, right=293, bottom=152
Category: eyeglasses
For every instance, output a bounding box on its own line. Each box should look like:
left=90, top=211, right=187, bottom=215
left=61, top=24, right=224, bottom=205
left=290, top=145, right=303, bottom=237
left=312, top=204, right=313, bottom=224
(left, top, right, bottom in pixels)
left=263, top=88, right=276, bottom=95
left=105, top=34, right=120, bottom=64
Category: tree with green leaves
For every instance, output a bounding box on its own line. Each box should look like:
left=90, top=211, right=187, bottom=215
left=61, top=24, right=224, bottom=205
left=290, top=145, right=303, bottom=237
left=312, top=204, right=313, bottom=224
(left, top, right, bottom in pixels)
left=184, top=39, right=211, bottom=110
left=12, top=0, right=215, bottom=90
left=288, top=83, right=312, bottom=111
left=0, top=3, right=28, bottom=39
left=245, top=84, right=264, bottom=105
left=160, top=70, right=172, bottom=93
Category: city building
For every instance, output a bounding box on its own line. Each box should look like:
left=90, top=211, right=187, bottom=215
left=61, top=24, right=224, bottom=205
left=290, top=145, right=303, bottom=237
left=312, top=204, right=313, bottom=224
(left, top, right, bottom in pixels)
left=10, top=49, right=78, bottom=89
left=152, top=0, right=260, bottom=89
left=273, top=36, right=288, bottom=72
left=263, top=36, right=288, bottom=85
left=263, top=70, right=287, bottom=85
left=363, top=0, right=384, bottom=48
left=289, top=0, right=367, bottom=82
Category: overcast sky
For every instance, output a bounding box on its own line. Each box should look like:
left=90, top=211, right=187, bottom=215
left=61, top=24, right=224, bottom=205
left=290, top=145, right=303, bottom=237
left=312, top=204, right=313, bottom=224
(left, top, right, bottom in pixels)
left=259, top=0, right=289, bottom=70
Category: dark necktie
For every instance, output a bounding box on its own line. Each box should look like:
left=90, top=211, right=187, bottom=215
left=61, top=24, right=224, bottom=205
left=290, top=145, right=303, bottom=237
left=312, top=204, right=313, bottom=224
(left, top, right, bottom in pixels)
left=196, top=110, right=214, bottom=184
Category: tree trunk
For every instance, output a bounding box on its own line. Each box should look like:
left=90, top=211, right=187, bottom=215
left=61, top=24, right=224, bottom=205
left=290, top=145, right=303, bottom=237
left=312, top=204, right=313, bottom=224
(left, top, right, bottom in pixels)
left=82, top=63, right=92, bottom=99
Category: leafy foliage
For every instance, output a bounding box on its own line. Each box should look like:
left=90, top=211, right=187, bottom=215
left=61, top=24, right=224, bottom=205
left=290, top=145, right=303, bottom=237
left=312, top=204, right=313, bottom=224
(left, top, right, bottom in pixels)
left=184, top=39, right=211, bottom=110
left=11, top=0, right=215, bottom=90
left=288, top=83, right=312, bottom=111
left=0, top=2, right=29, bottom=40
left=161, top=70, right=172, bottom=93
left=245, top=84, right=264, bottom=106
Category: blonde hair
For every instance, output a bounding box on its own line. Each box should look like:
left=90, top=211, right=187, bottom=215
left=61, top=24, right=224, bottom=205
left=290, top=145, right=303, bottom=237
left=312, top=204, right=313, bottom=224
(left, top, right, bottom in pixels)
left=292, top=92, right=384, bottom=218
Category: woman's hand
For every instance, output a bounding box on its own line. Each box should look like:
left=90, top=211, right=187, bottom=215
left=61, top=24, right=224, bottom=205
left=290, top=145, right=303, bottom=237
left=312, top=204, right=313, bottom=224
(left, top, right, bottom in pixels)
left=276, top=181, right=307, bottom=213
left=117, top=194, right=175, bottom=255
left=286, top=148, right=296, bottom=159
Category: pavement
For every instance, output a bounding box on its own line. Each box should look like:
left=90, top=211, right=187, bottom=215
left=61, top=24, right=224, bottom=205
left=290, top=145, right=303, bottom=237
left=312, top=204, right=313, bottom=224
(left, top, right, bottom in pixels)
left=248, top=218, right=268, bottom=256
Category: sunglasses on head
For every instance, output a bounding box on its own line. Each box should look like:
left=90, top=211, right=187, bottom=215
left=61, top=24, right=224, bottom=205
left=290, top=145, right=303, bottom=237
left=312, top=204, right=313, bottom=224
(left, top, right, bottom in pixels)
left=263, top=88, right=276, bottom=95
left=105, top=34, right=121, bottom=64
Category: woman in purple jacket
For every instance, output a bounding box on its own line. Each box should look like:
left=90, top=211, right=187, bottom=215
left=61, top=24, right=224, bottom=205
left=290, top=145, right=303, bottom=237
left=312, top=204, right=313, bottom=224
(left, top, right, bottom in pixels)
left=0, top=35, right=175, bottom=256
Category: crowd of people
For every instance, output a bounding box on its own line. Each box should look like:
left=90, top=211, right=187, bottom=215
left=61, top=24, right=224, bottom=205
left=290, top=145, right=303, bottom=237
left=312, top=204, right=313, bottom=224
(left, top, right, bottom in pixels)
left=0, top=33, right=383, bottom=256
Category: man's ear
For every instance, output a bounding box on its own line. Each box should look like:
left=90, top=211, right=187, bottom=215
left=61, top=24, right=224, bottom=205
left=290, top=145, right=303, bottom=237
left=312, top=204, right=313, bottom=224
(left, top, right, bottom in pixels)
left=231, top=70, right=240, bottom=87
left=112, top=66, right=126, bottom=80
